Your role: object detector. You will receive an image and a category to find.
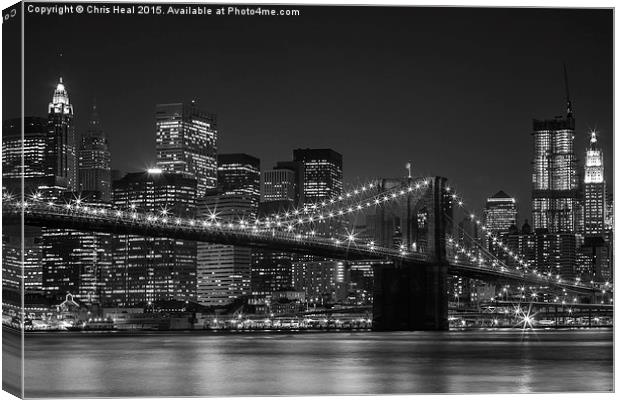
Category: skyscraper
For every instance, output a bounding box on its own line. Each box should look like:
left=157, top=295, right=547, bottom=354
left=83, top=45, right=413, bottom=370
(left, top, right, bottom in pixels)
left=3, top=116, right=68, bottom=201
left=2, top=117, right=48, bottom=180
left=108, top=170, right=197, bottom=306
left=483, top=191, right=517, bottom=236
left=41, top=192, right=112, bottom=304
left=293, top=259, right=348, bottom=304
left=274, top=160, right=305, bottom=207
left=3, top=225, right=43, bottom=293
left=196, top=192, right=252, bottom=306
left=155, top=101, right=217, bottom=197
left=289, top=149, right=344, bottom=302
left=293, top=148, right=343, bottom=206
left=584, top=131, right=606, bottom=236
left=47, top=77, right=77, bottom=191
left=217, top=153, right=260, bottom=215
left=78, top=102, right=112, bottom=200
left=531, top=77, right=578, bottom=233
left=261, top=168, right=297, bottom=204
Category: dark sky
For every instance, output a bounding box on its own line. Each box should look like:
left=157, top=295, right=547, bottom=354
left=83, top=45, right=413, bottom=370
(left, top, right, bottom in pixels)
left=16, top=5, right=613, bottom=222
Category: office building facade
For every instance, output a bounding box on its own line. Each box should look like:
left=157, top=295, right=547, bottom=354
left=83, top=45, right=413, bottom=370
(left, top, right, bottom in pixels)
left=293, top=148, right=343, bottom=206
left=217, top=153, right=260, bottom=215
left=196, top=192, right=252, bottom=306
left=108, top=171, right=197, bottom=306
left=155, top=101, right=217, bottom=197
left=584, top=131, right=606, bottom=236
left=78, top=103, right=112, bottom=200
left=484, top=191, right=518, bottom=236
left=531, top=103, right=578, bottom=233
left=47, top=77, right=77, bottom=191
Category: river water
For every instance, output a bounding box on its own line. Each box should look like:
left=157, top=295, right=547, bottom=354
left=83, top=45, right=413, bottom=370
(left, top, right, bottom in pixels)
left=18, top=329, right=612, bottom=397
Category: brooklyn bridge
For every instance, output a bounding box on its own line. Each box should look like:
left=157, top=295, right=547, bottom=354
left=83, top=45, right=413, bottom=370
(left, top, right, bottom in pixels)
left=3, top=175, right=610, bottom=331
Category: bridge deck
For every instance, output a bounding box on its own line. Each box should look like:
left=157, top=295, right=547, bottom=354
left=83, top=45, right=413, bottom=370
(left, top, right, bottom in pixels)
left=2, top=203, right=609, bottom=294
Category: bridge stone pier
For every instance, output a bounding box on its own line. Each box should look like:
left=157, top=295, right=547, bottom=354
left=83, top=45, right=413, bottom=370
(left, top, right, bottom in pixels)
left=372, top=261, right=449, bottom=330
left=372, top=176, right=451, bottom=331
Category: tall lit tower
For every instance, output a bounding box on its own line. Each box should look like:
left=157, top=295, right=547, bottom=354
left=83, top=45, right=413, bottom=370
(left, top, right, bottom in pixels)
left=484, top=191, right=517, bottom=236
left=155, top=101, right=217, bottom=197
left=78, top=102, right=112, bottom=200
left=196, top=192, right=253, bottom=306
left=531, top=68, right=578, bottom=233
left=47, top=77, right=77, bottom=190
left=217, top=153, right=260, bottom=216
left=109, top=170, right=198, bottom=306
left=584, top=131, right=606, bottom=236
left=293, top=148, right=343, bottom=206
left=3, top=117, right=48, bottom=180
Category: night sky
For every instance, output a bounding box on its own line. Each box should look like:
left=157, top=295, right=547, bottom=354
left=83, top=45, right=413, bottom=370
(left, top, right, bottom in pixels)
left=14, top=5, right=613, bottom=223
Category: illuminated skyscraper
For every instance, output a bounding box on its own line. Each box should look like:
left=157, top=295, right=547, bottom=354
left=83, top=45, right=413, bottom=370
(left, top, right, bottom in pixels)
left=531, top=77, right=578, bottom=233
left=583, top=131, right=606, bottom=236
left=155, top=101, right=217, bottom=197
left=2, top=117, right=48, bottom=180
left=108, top=170, right=197, bottom=306
left=289, top=149, right=344, bottom=299
left=3, top=225, right=43, bottom=293
left=250, top=200, right=296, bottom=301
left=47, top=77, right=77, bottom=191
left=41, top=192, right=112, bottom=304
left=251, top=163, right=303, bottom=304
left=196, top=192, right=252, bottom=306
left=483, top=191, right=517, bottom=236
left=78, top=102, right=112, bottom=200
left=261, top=169, right=297, bottom=204
left=217, top=153, right=260, bottom=216
left=293, top=148, right=343, bottom=206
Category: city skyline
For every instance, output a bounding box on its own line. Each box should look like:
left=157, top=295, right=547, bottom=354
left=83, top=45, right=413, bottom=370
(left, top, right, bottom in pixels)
left=4, top=70, right=612, bottom=308
left=2, top=5, right=614, bottom=396
left=10, top=6, right=613, bottom=221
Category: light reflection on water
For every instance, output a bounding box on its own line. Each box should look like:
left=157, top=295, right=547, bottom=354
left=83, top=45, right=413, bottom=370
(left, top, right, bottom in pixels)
left=23, top=329, right=612, bottom=397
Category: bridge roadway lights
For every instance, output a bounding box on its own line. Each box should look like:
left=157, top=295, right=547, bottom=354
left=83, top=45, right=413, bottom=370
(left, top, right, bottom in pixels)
left=372, top=260, right=449, bottom=331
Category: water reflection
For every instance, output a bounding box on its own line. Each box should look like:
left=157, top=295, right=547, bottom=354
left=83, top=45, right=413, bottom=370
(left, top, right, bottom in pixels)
left=23, top=330, right=612, bottom=397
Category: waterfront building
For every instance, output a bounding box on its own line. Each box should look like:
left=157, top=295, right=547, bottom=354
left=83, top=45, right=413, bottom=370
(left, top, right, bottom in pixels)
left=531, top=90, right=578, bottom=233
left=251, top=251, right=294, bottom=297
left=155, top=101, right=217, bottom=197
left=2, top=118, right=50, bottom=298
left=448, top=277, right=495, bottom=307
left=196, top=192, right=252, bottom=306
left=47, top=77, right=77, bottom=191
left=286, top=150, right=344, bottom=301
left=250, top=201, right=295, bottom=299
left=217, top=153, right=260, bottom=215
left=108, top=170, right=197, bottom=306
left=293, top=259, right=348, bottom=304
left=41, top=191, right=113, bottom=304
left=584, top=131, right=606, bottom=236
left=2, top=225, right=42, bottom=294
left=78, top=102, right=112, bottom=201
left=347, top=259, right=381, bottom=306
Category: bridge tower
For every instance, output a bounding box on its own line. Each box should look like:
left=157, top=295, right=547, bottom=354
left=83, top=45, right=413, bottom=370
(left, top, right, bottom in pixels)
left=372, top=176, right=451, bottom=331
